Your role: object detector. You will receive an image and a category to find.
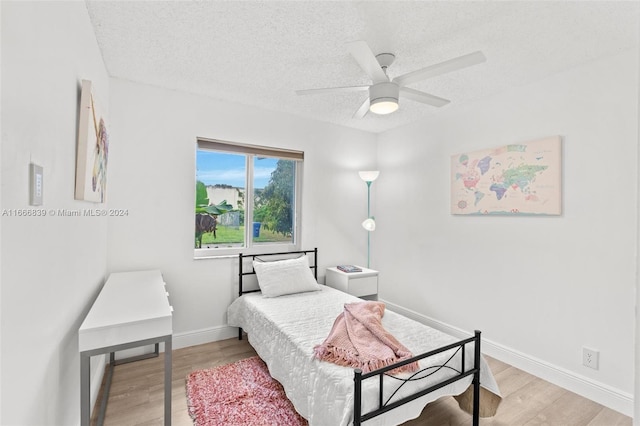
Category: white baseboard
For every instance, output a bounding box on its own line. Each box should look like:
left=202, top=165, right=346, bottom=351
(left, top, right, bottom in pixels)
left=380, top=298, right=634, bottom=418
left=114, top=325, right=238, bottom=354
left=173, top=325, right=238, bottom=350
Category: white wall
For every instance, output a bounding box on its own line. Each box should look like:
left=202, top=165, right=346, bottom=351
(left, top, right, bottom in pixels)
left=3, top=3, right=636, bottom=423
left=106, top=78, right=377, bottom=345
left=635, top=41, right=640, bottom=426
left=1, top=2, right=109, bottom=425
left=376, top=49, right=638, bottom=416
left=0, top=1, right=4, bottom=420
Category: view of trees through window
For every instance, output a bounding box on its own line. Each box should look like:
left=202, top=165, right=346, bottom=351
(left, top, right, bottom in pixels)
left=195, top=149, right=296, bottom=249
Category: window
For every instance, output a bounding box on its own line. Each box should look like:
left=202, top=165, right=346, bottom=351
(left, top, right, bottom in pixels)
left=195, top=138, right=303, bottom=256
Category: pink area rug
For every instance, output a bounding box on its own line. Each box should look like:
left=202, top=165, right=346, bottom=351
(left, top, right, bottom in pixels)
left=186, top=356, right=308, bottom=426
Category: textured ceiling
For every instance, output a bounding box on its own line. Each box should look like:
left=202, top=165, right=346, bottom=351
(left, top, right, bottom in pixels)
left=86, top=1, right=639, bottom=134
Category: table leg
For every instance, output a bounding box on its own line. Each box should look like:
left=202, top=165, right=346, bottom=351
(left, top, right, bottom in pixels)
left=80, top=353, right=90, bottom=426
left=164, top=337, right=172, bottom=426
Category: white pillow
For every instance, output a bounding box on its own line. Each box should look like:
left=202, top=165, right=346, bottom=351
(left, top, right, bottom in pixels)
left=253, top=255, right=321, bottom=298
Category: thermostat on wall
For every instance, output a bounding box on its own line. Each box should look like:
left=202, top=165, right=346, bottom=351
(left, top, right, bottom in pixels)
left=30, top=163, right=43, bottom=206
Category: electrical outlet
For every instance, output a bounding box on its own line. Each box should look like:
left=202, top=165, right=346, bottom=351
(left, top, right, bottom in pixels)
left=582, top=347, right=599, bottom=370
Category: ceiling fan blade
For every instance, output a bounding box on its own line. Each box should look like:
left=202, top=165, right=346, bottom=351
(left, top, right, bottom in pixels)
left=346, top=41, right=388, bottom=84
left=353, top=97, right=370, bottom=119
left=295, top=85, right=369, bottom=96
left=400, top=87, right=450, bottom=107
left=393, top=51, right=486, bottom=87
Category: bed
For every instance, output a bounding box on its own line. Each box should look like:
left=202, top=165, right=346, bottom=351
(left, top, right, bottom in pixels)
left=227, top=249, right=501, bottom=426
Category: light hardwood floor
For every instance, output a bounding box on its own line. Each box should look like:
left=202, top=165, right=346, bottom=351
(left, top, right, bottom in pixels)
left=92, top=338, right=631, bottom=426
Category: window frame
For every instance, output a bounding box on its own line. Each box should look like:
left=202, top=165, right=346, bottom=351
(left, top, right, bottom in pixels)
left=194, top=138, right=303, bottom=259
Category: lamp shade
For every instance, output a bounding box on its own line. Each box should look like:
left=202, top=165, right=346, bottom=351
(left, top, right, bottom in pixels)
left=362, top=217, right=376, bottom=231
left=358, top=170, right=380, bottom=182
left=369, top=82, right=399, bottom=115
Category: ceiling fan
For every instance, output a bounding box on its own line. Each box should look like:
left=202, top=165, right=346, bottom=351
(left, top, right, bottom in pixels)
left=295, top=41, right=486, bottom=118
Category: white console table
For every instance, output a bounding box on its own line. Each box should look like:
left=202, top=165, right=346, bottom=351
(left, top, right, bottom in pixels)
left=79, top=270, right=173, bottom=426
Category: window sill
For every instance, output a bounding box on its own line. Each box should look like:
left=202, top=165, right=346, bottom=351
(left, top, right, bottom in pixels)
left=193, top=243, right=299, bottom=260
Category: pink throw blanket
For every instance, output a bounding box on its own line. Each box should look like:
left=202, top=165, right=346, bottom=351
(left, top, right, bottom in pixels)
left=314, top=301, right=419, bottom=374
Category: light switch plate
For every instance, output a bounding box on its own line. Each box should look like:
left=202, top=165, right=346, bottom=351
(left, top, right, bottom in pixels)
left=30, top=163, right=43, bottom=206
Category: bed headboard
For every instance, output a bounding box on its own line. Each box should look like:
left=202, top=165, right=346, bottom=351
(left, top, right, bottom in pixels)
left=238, top=248, right=318, bottom=297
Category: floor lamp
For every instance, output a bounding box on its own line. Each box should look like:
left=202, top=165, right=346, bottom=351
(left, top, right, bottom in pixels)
left=359, top=171, right=379, bottom=268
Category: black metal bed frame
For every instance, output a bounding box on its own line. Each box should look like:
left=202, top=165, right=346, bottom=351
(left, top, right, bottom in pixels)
left=353, top=331, right=481, bottom=426
left=236, top=248, right=481, bottom=426
left=237, top=248, right=318, bottom=340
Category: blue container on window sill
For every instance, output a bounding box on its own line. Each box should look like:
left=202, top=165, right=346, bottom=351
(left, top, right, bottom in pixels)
left=252, top=222, right=261, bottom=238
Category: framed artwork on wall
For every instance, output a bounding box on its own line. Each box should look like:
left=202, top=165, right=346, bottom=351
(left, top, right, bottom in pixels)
left=75, top=79, right=109, bottom=203
left=451, top=136, right=562, bottom=215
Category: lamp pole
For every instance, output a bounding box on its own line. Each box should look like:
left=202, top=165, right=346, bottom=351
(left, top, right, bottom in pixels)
left=359, top=170, right=379, bottom=269
left=366, top=180, right=372, bottom=268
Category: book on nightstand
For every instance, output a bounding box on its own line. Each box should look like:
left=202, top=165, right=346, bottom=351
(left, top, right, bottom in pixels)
left=337, top=265, right=362, bottom=273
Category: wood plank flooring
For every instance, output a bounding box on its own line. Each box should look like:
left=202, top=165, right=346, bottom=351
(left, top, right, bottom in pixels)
left=92, top=338, right=631, bottom=426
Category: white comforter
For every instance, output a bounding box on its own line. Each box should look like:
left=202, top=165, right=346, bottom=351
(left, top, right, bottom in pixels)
left=227, top=286, right=499, bottom=426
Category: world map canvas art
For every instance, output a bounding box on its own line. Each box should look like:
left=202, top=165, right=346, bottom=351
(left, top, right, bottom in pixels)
left=451, top=136, right=562, bottom=215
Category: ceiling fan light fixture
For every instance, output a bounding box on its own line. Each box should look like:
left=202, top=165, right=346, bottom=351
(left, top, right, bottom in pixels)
left=369, top=82, right=399, bottom=115
left=296, top=41, right=485, bottom=120
left=370, top=99, right=398, bottom=115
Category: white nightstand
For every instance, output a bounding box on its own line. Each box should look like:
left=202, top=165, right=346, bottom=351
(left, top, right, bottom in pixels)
left=326, top=266, right=378, bottom=298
